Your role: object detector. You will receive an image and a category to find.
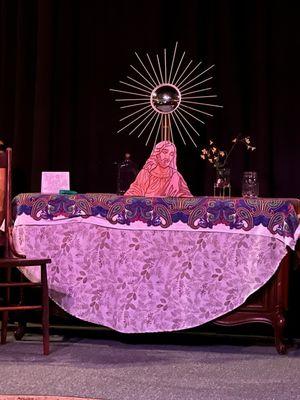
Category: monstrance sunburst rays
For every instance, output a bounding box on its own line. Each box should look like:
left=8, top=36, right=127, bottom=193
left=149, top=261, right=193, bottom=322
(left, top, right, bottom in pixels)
left=110, top=42, right=223, bottom=147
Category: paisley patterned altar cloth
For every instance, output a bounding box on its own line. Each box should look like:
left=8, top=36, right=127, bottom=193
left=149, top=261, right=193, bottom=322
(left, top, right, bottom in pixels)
left=13, top=194, right=300, bottom=248
left=12, top=194, right=300, bottom=333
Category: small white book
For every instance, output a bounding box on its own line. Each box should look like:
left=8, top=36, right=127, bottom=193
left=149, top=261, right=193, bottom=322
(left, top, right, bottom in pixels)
left=41, top=172, right=70, bottom=194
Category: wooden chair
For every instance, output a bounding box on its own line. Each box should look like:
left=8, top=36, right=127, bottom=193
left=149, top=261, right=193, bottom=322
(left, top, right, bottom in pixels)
left=0, top=147, right=51, bottom=355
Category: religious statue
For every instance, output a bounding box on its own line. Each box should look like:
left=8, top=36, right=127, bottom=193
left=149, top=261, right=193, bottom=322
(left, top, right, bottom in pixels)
left=125, top=141, right=192, bottom=197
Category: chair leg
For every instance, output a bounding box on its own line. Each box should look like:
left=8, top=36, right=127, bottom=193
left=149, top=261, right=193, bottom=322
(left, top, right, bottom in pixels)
left=41, top=263, right=49, bottom=355
left=1, top=311, right=8, bottom=344
left=15, top=272, right=27, bottom=341
left=1, top=267, right=11, bottom=345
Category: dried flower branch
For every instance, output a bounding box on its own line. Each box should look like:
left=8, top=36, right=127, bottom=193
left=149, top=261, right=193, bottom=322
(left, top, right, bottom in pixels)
left=200, top=134, right=256, bottom=169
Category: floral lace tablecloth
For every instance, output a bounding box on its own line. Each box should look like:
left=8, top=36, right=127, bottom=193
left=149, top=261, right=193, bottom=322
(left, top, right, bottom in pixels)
left=12, top=194, right=300, bottom=333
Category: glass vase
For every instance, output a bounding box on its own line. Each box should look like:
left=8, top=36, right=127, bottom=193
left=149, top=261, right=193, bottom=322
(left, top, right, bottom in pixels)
left=213, top=167, right=231, bottom=198
left=242, top=171, right=259, bottom=198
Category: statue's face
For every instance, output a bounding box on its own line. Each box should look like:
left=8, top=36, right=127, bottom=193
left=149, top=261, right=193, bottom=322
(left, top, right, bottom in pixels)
left=157, top=145, right=175, bottom=168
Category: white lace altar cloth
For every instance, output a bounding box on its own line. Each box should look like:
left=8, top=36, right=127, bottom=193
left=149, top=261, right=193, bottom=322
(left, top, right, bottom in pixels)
left=13, top=221, right=289, bottom=333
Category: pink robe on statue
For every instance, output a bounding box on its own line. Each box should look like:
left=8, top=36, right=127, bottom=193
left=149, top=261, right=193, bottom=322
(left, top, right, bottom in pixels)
left=125, top=141, right=192, bottom=197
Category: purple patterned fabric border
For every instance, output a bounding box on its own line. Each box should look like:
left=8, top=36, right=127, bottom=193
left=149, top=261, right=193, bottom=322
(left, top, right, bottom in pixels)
left=13, top=193, right=299, bottom=239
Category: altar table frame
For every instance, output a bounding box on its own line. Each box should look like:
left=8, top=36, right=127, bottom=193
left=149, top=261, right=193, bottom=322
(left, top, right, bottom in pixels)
left=214, top=250, right=290, bottom=354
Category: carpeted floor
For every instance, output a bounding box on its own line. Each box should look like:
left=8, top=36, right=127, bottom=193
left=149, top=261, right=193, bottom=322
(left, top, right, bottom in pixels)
left=1, top=331, right=300, bottom=400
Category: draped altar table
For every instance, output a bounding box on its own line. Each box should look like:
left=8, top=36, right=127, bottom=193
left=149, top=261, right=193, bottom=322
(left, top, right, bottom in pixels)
left=12, top=194, right=300, bottom=353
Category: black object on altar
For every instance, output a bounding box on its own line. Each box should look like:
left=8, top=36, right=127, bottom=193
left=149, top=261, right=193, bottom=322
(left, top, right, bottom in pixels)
left=116, top=153, right=138, bottom=195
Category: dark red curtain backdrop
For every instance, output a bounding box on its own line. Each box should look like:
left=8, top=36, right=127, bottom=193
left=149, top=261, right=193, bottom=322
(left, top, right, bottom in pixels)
left=0, top=0, right=299, bottom=197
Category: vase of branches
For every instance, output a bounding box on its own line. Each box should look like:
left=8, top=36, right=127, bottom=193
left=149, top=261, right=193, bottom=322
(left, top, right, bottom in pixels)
left=200, top=135, right=256, bottom=197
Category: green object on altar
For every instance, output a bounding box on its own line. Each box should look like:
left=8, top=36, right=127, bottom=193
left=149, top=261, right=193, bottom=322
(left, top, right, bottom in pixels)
left=59, top=190, right=77, bottom=195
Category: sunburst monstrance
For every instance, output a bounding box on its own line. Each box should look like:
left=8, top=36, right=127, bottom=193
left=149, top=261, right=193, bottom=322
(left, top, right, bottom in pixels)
left=110, top=42, right=222, bottom=147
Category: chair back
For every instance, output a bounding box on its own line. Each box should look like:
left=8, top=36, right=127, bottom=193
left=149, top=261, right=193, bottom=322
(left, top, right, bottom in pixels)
left=0, top=148, right=12, bottom=256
